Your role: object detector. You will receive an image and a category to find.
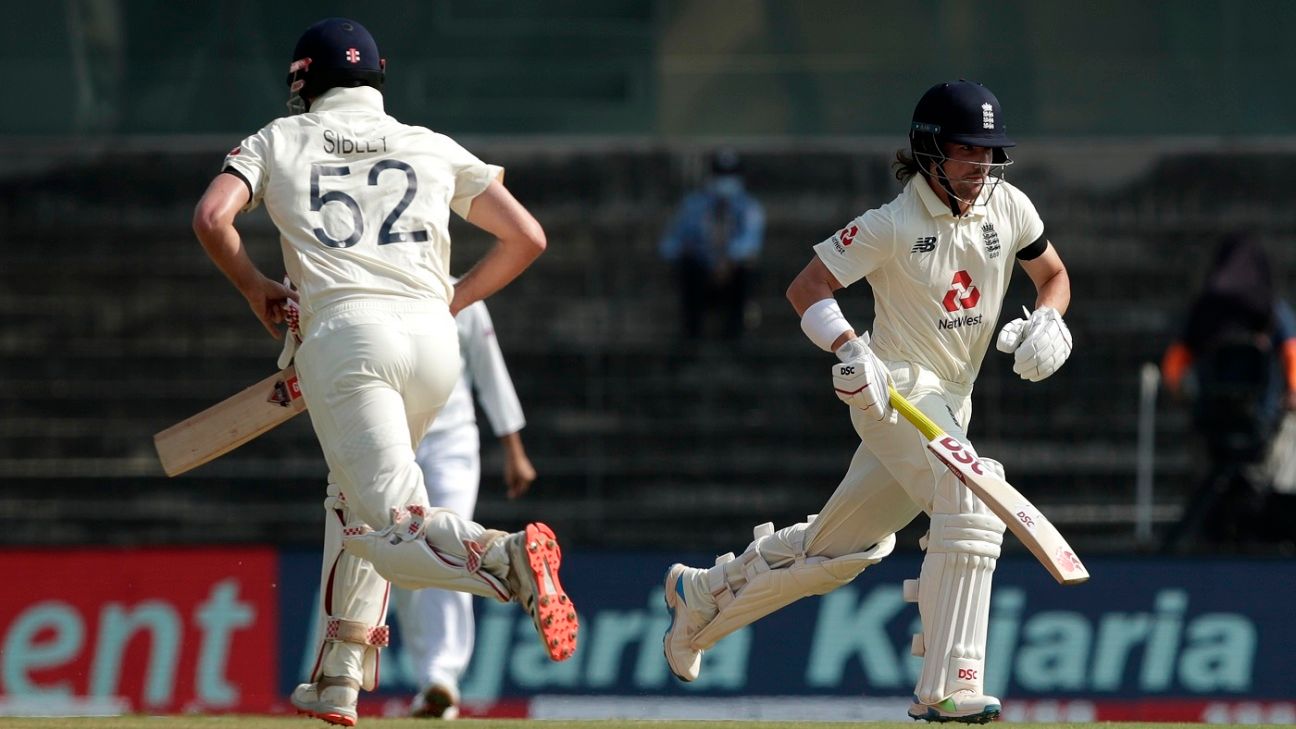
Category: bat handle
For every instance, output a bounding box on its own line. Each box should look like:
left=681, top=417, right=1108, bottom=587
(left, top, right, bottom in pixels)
left=888, top=385, right=945, bottom=441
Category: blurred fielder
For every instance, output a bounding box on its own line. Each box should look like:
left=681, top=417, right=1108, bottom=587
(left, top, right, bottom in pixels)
left=191, top=18, right=575, bottom=727
left=391, top=290, right=536, bottom=720
left=663, top=80, right=1073, bottom=724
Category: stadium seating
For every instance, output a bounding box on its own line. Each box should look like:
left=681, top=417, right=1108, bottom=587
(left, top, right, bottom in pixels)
left=1, top=141, right=1293, bottom=554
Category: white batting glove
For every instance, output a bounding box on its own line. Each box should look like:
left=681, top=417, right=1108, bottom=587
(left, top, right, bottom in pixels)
left=276, top=278, right=302, bottom=369
left=997, top=306, right=1072, bottom=382
left=832, top=333, right=895, bottom=422
left=995, top=307, right=1029, bottom=355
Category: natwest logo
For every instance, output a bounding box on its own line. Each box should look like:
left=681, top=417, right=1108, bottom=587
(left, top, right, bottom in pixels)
left=942, top=270, right=980, bottom=312
left=829, top=225, right=860, bottom=255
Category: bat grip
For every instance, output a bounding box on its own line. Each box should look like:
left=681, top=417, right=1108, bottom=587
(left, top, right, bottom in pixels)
left=888, top=384, right=945, bottom=441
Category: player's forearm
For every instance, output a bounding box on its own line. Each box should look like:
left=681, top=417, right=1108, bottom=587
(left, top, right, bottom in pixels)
left=193, top=173, right=261, bottom=295
left=1032, top=266, right=1071, bottom=316
left=456, top=181, right=547, bottom=314
left=499, top=431, right=527, bottom=459
left=788, top=257, right=857, bottom=351
left=786, top=259, right=841, bottom=317
left=1019, top=244, right=1070, bottom=316
left=195, top=223, right=264, bottom=296
left=451, top=237, right=544, bottom=315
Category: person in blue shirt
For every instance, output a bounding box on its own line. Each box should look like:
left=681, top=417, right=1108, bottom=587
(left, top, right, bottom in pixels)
left=660, top=149, right=766, bottom=340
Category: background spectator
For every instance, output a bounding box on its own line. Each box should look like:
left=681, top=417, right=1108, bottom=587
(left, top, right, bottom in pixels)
left=660, top=148, right=765, bottom=341
left=1160, top=234, right=1296, bottom=551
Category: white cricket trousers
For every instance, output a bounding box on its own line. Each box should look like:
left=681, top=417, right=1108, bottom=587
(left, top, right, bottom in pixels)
left=738, top=361, right=1003, bottom=704
left=295, top=300, right=461, bottom=527
left=391, top=430, right=482, bottom=692
left=295, top=300, right=501, bottom=687
left=753, top=361, right=983, bottom=566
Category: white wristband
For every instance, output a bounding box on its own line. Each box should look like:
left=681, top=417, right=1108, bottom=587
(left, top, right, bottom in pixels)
left=800, top=298, right=853, bottom=352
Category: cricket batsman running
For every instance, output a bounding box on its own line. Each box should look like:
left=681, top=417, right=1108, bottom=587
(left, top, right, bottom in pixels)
left=663, top=80, right=1073, bottom=723
left=191, top=18, right=576, bottom=727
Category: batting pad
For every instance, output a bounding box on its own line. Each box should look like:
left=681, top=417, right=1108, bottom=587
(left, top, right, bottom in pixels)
left=691, top=533, right=896, bottom=651
left=342, top=505, right=512, bottom=602
left=311, top=484, right=390, bottom=691
left=911, top=512, right=1004, bottom=705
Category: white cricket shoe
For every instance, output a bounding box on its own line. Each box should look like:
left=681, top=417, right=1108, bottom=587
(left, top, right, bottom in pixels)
left=662, top=563, right=713, bottom=682
left=291, top=677, right=359, bottom=727
left=505, top=522, right=579, bottom=661
left=908, top=690, right=1001, bottom=724
left=410, top=682, right=459, bottom=720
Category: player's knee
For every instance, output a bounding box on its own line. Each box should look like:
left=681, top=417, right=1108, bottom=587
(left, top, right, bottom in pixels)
left=422, top=507, right=453, bottom=531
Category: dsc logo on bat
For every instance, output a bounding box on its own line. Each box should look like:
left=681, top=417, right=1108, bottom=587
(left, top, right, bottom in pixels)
left=936, top=437, right=986, bottom=476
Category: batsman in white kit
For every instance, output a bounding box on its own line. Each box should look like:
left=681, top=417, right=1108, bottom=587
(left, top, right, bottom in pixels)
left=391, top=290, right=536, bottom=720
left=190, top=18, right=576, bottom=727
left=663, top=80, right=1074, bottom=724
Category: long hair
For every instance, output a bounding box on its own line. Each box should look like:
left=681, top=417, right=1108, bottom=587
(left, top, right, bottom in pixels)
left=893, top=147, right=922, bottom=183
left=893, top=132, right=943, bottom=183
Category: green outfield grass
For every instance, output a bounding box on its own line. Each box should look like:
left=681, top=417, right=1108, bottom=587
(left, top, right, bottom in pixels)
left=0, top=719, right=1289, bottom=729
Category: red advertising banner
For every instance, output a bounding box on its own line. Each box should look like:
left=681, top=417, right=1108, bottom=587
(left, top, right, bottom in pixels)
left=0, top=547, right=278, bottom=714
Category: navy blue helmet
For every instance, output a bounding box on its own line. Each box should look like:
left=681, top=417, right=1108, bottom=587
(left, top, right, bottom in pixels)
left=286, top=18, right=385, bottom=113
left=910, top=80, right=1014, bottom=164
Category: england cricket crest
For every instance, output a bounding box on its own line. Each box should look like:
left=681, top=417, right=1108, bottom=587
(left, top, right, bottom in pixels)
left=982, top=222, right=1001, bottom=259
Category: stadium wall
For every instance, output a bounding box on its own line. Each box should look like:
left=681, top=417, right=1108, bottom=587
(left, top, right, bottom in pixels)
left=13, top=0, right=1296, bottom=137
left=0, top=547, right=1292, bottom=723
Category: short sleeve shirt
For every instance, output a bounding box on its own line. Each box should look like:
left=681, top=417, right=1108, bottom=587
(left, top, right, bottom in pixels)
left=813, top=178, right=1045, bottom=385
left=222, top=86, right=502, bottom=317
left=425, top=286, right=526, bottom=439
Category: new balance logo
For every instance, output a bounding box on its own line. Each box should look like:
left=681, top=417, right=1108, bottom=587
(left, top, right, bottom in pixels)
left=911, top=236, right=936, bottom=253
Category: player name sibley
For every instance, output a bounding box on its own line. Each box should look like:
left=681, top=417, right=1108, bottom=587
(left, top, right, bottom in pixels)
left=323, top=129, right=388, bottom=154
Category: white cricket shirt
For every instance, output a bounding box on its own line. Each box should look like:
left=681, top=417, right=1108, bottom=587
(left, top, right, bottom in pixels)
left=425, top=296, right=526, bottom=445
left=814, top=177, right=1045, bottom=386
left=222, top=86, right=502, bottom=319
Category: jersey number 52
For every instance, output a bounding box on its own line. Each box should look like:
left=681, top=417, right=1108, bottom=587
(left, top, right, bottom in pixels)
left=310, top=160, right=429, bottom=248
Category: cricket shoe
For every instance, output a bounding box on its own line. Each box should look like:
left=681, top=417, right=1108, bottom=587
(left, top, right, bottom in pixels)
left=505, top=522, right=578, bottom=661
left=908, top=691, right=1001, bottom=724
left=410, top=682, right=459, bottom=720
left=662, top=563, right=712, bottom=682
left=291, top=676, right=359, bottom=727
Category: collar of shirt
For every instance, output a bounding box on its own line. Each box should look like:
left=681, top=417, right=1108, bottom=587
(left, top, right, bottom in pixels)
left=912, top=175, right=989, bottom=220
left=310, top=86, right=386, bottom=114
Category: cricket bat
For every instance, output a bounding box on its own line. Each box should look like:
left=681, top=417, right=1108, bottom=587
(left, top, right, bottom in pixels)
left=888, top=385, right=1089, bottom=585
left=154, top=366, right=307, bottom=477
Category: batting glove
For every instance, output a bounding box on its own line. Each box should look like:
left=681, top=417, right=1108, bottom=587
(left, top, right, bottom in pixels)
left=276, top=277, right=302, bottom=369
left=832, top=333, right=895, bottom=422
left=996, top=306, right=1072, bottom=382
